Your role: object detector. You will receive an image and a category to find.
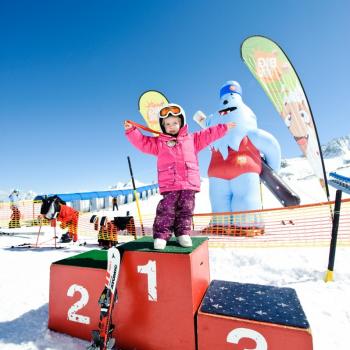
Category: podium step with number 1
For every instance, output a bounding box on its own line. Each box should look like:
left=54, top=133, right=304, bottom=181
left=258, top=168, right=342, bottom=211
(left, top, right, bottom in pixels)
left=116, top=236, right=210, bottom=350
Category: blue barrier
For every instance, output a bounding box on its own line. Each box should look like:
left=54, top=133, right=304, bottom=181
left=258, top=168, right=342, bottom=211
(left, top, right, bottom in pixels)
left=328, top=173, right=350, bottom=194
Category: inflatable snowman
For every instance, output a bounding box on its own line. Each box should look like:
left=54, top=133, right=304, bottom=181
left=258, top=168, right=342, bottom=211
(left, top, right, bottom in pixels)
left=195, top=81, right=281, bottom=233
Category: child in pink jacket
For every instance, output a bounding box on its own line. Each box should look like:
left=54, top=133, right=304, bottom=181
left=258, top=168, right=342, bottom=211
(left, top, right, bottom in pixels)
left=124, top=103, right=235, bottom=249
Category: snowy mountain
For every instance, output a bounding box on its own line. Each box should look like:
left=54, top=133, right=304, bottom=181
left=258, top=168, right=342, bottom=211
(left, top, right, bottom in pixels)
left=277, top=153, right=350, bottom=205
left=22, top=190, right=37, bottom=200
left=279, top=155, right=350, bottom=181
left=109, top=179, right=148, bottom=190
left=278, top=134, right=350, bottom=182
left=321, top=134, right=350, bottom=159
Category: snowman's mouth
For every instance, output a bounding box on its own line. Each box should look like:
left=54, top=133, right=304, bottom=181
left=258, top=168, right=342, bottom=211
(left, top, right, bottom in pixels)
left=219, top=107, right=237, bottom=116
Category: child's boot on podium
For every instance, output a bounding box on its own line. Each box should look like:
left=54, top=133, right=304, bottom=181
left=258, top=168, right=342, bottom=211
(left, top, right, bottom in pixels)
left=177, top=234, right=192, bottom=247
left=153, top=238, right=167, bottom=250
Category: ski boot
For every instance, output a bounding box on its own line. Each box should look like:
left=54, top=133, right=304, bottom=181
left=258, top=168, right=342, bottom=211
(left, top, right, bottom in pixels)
left=60, top=232, right=72, bottom=243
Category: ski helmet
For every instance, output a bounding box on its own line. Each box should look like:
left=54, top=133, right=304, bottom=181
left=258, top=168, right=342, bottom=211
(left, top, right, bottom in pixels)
left=158, top=103, right=186, bottom=134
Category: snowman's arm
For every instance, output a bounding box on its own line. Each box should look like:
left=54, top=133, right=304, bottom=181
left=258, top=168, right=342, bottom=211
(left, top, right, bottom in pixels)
left=247, top=129, right=281, bottom=171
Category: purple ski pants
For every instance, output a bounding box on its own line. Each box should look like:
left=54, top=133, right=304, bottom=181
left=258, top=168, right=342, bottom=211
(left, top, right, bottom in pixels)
left=153, top=190, right=196, bottom=240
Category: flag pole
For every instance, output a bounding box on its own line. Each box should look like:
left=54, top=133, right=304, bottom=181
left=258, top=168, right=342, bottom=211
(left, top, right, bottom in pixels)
left=127, top=156, right=145, bottom=238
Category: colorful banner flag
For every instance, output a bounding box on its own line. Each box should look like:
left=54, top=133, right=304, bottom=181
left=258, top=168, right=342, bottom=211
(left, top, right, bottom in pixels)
left=241, top=35, right=329, bottom=199
left=138, top=90, right=169, bottom=135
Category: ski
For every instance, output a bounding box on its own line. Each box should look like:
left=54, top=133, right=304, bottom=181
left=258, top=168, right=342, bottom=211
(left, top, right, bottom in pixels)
left=10, top=243, right=64, bottom=249
left=0, top=230, right=38, bottom=236
left=87, top=246, right=121, bottom=350
left=10, top=242, right=33, bottom=248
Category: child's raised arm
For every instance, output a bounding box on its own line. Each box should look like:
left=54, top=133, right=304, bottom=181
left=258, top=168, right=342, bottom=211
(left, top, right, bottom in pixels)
left=124, top=121, right=159, bottom=156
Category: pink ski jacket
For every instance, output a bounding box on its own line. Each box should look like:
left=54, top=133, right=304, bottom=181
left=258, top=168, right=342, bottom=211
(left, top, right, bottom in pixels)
left=125, top=124, right=228, bottom=193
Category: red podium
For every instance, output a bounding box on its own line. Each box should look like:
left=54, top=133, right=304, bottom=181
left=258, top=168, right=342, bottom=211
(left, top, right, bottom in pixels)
left=197, top=280, right=313, bottom=350
left=48, top=237, right=210, bottom=349
left=116, top=236, right=210, bottom=350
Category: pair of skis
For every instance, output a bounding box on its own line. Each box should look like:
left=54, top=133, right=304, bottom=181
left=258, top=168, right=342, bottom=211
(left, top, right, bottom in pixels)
left=87, top=246, right=121, bottom=350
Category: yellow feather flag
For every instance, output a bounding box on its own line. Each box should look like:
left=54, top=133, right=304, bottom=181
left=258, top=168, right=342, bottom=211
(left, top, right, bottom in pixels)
left=138, top=90, right=169, bottom=136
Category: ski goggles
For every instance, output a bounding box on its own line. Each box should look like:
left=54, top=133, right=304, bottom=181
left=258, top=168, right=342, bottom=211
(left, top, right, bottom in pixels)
left=159, top=104, right=183, bottom=118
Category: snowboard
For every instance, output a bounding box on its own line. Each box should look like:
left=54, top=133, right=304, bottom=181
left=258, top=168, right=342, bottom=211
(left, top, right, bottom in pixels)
left=87, top=246, right=121, bottom=350
left=260, top=158, right=300, bottom=207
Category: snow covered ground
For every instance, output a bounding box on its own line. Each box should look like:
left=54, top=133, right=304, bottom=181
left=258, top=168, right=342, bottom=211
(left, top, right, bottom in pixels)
left=1, top=154, right=350, bottom=350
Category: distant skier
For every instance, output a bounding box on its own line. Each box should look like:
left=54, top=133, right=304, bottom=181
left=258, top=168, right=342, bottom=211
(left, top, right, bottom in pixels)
left=9, top=205, right=21, bottom=228
left=8, top=190, right=21, bottom=228
left=9, top=189, right=20, bottom=205
left=124, top=103, right=235, bottom=250
left=112, top=197, right=118, bottom=211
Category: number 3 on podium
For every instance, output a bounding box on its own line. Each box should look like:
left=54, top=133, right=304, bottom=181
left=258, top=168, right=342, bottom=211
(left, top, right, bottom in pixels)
left=227, top=328, right=267, bottom=350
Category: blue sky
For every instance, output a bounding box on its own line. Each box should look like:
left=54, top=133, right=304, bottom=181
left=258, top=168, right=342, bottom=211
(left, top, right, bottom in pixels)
left=0, top=0, right=349, bottom=194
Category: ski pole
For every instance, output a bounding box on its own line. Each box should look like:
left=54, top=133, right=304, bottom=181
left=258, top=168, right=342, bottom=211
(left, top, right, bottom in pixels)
left=35, top=217, right=43, bottom=247
left=127, top=156, right=145, bottom=238
left=259, top=180, right=264, bottom=210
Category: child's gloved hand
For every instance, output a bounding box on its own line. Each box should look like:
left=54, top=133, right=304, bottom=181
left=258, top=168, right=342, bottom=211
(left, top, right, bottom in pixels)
left=226, top=122, right=236, bottom=129
left=124, top=120, right=133, bottom=130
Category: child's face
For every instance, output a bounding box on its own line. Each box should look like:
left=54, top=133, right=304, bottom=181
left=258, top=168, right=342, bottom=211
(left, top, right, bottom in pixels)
left=163, top=116, right=181, bottom=135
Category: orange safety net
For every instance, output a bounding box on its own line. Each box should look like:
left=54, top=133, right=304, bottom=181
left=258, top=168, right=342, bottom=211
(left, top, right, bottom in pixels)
left=1, top=199, right=349, bottom=248
left=191, top=200, right=350, bottom=248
